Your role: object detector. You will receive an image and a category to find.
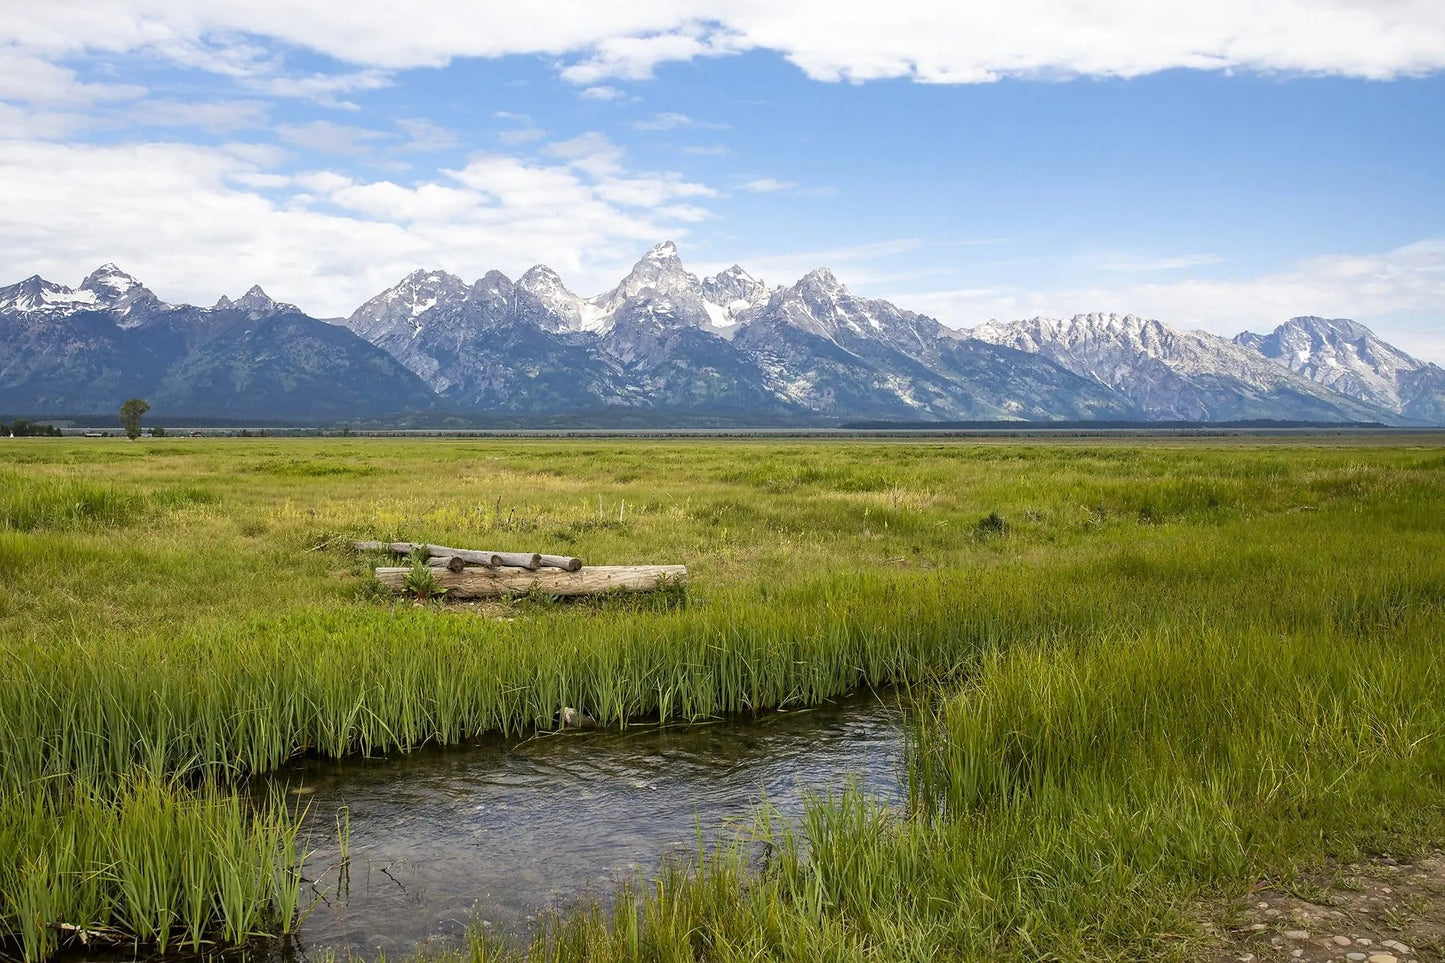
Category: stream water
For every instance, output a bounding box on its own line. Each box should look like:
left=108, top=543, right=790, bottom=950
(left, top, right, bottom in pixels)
left=279, top=691, right=908, bottom=958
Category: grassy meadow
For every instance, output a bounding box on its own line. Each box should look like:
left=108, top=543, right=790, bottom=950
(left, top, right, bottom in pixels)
left=0, top=435, right=1442, bottom=961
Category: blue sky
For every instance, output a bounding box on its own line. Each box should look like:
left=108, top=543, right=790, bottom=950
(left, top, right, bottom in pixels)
left=2, top=2, right=1443, bottom=358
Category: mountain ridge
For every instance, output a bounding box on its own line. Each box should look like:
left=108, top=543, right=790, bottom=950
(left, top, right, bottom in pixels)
left=1, top=245, right=1436, bottom=425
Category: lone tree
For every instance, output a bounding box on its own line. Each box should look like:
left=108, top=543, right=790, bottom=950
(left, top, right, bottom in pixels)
left=119, top=398, right=150, bottom=440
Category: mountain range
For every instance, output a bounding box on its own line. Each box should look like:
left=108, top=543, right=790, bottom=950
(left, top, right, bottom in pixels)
left=2, top=243, right=1441, bottom=425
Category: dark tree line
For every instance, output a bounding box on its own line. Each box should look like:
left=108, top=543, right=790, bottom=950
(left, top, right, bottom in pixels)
left=2, top=419, right=63, bottom=437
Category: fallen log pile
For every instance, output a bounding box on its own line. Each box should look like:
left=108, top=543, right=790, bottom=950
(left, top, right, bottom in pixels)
left=357, top=541, right=686, bottom=599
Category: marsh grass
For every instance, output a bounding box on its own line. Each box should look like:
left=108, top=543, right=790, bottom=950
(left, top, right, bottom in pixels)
left=0, top=777, right=306, bottom=962
left=0, top=436, right=1441, bottom=960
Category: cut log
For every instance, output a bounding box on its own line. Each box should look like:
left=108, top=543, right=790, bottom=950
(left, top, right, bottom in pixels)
left=354, top=541, right=501, bottom=567
left=374, top=564, right=686, bottom=599
left=353, top=541, right=582, bottom=571
left=492, top=552, right=543, bottom=571
left=426, top=555, right=467, bottom=573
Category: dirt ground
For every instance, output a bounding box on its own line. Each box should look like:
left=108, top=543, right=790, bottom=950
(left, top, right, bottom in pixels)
left=1203, top=852, right=1445, bottom=963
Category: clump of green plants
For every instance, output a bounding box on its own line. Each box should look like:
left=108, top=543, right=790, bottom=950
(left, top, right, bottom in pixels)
left=975, top=510, right=1008, bottom=537
left=400, top=545, right=447, bottom=601
left=0, top=777, right=307, bottom=963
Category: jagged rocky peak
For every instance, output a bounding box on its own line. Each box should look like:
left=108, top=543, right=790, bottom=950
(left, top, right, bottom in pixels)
left=213, top=294, right=234, bottom=310
left=702, top=264, right=769, bottom=310
left=79, top=263, right=143, bottom=298
left=389, top=268, right=470, bottom=310
left=1234, top=315, right=1432, bottom=415
left=347, top=268, right=470, bottom=338
left=517, top=264, right=574, bottom=298
left=472, top=269, right=514, bottom=298
left=797, top=267, right=845, bottom=296
left=606, top=240, right=703, bottom=304
left=0, top=275, right=84, bottom=313
left=0, top=263, right=159, bottom=316
left=513, top=264, right=585, bottom=330
left=236, top=285, right=279, bottom=312
left=80, top=263, right=159, bottom=315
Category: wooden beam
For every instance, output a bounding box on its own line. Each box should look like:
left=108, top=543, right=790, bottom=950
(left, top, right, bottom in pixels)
left=374, top=564, right=686, bottom=598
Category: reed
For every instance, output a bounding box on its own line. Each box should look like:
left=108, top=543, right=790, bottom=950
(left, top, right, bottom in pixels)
left=0, top=776, right=306, bottom=962
left=0, top=435, right=1441, bottom=960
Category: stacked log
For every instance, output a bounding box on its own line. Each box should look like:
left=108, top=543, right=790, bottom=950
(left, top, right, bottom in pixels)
left=373, top=564, right=687, bottom=599
left=354, top=541, right=581, bottom=572
left=357, top=540, right=685, bottom=598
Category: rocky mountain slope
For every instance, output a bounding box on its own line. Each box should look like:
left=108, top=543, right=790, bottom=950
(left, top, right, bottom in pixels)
left=0, top=269, right=437, bottom=419
left=1, top=245, right=1436, bottom=425
left=968, top=313, right=1392, bottom=422
left=1235, top=316, right=1445, bottom=424
left=343, top=242, right=1134, bottom=420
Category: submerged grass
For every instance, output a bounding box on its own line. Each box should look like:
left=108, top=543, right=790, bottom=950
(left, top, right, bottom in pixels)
left=0, top=435, right=1442, bottom=960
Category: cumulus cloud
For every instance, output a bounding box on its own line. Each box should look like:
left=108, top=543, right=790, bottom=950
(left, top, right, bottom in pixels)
left=0, top=134, right=717, bottom=316
left=6, top=2, right=1444, bottom=89
left=892, top=240, right=1445, bottom=363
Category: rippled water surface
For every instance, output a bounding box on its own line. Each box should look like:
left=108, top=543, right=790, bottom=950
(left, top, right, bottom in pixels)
left=282, top=692, right=906, bottom=957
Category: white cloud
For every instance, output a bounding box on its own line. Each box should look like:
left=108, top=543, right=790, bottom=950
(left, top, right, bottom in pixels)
left=6, top=2, right=1444, bottom=88
left=0, top=48, right=144, bottom=105
left=498, top=127, right=547, bottom=145
left=260, top=69, right=392, bottom=108
left=275, top=120, right=386, bottom=154
left=128, top=98, right=268, bottom=132
left=397, top=118, right=458, bottom=152
left=541, top=131, right=627, bottom=176
left=558, top=28, right=749, bottom=84
left=630, top=111, right=726, bottom=131
left=741, top=177, right=795, bottom=192
left=579, top=85, right=625, bottom=100
left=892, top=240, right=1445, bottom=363
left=0, top=134, right=716, bottom=316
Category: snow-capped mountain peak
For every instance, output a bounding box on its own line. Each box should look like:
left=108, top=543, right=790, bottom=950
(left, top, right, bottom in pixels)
left=80, top=263, right=142, bottom=297
left=0, top=275, right=95, bottom=314
left=1233, top=315, right=1439, bottom=418
left=0, top=264, right=160, bottom=319
left=516, top=264, right=589, bottom=330
left=606, top=239, right=701, bottom=303
left=347, top=268, right=469, bottom=339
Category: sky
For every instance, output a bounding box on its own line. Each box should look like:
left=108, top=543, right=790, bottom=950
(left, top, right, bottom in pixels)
left=2, top=1, right=1444, bottom=360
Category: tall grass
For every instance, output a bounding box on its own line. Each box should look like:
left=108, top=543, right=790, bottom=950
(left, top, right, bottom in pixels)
left=0, top=777, right=306, bottom=962
left=0, top=436, right=1441, bottom=960
left=417, top=596, right=1443, bottom=962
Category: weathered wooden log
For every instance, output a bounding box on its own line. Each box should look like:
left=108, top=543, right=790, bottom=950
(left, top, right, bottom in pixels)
left=426, top=555, right=467, bottom=573
left=354, top=541, right=504, bottom=567
left=492, top=552, right=543, bottom=571
left=354, top=541, right=582, bottom=571
left=374, top=564, right=686, bottom=598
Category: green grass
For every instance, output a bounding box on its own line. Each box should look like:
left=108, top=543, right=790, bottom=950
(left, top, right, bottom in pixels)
left=0, top=435, right=1442, bottom=961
